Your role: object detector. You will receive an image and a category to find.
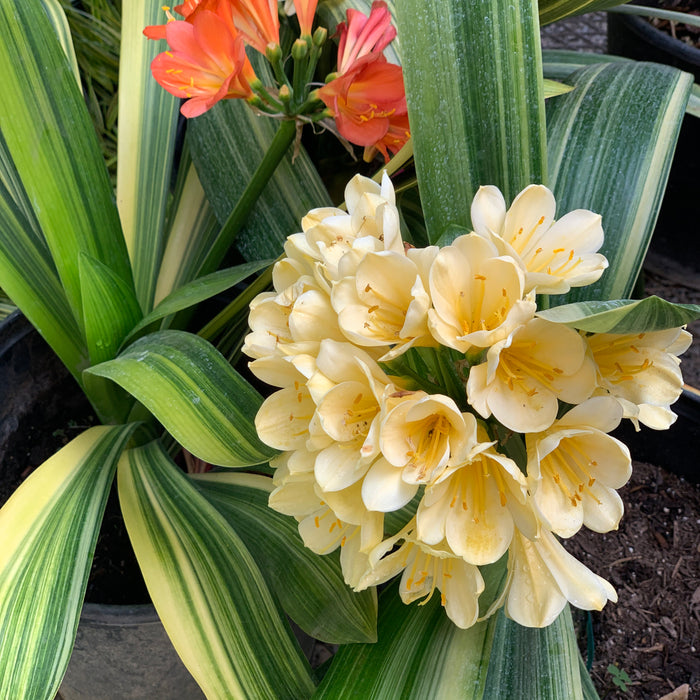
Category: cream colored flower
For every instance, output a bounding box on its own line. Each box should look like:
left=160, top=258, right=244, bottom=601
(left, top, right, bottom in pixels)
left=467, top=318, right=597, bottom=433
left=587, top=327, right=692, bottom=429
left=380, top=392, right=475, bottom=483
left=417, top=432, right=537, bottom=565
left=471, top=184, right=608, bottom=295
left=331, top=248, right=438, bottom=360
left=297, top=172, right=404, bottom=284
left=357, top=524, right=485, bottom=630
left=269, top=458, right=383, bottom=588
left=307, top=340, right=398, bottom=491
left=526, top=397, right=632, bottom=538
left=360, top=392, right=475, bottom=512
left=505, top=527, right=617, bottom=628
left=427, top=233, right=536, bottom=353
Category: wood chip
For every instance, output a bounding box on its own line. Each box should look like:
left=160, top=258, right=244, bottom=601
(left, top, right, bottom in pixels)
left=659, top=683, right=690, bottom=700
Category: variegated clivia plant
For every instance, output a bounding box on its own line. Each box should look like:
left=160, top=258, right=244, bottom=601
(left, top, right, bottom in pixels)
left=0, top=0, right=699, bottom=699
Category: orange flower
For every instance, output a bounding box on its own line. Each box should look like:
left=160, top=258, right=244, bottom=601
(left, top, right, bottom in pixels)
left=145, top=0, right=280, bottom=55
left=149, top=6, right=256, bottom=118
left=292, top=0, right=318, bottom=36
left=319, top=54, right=409, bottom=162
left=336, top=1, right=396, bottom=74
left=228, top=0, right=280, bottom=54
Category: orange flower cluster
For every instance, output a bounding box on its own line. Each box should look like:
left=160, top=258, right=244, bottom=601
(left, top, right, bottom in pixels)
left=144, top=0, right=316, bottom=117
left=319, top=1, right=409, bottom=162
left=144, top=0, right=410, bottom=161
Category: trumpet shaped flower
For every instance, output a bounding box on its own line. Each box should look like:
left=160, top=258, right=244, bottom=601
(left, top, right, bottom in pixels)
left=331, top=248, right=437, bottom=360
left=428, top=233, right=536, bottom=353
left=146, top=4, right=256, bottom=117
left=417, top=434, right=537, bottom=565
left=336, top=1, right=397, bottom=74
left=319, top=55, right=409, bottom=161
left=505, top=527, right=617, bottom=628
left=228, top=0, right=280, bottom=54
left=358, top=525, right=485, bottom=629
left=587, top=327, right=692, bottom=429
left=471, top=184, right=608, bottom=295
left=526, top=397, right=632, bottom=538
left=467, top=318, right=597, bottom=433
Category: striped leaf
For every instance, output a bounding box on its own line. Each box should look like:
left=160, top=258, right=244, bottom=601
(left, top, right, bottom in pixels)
left=187, top=62, right=332, bottom=263
left=0, top=0, right=134, bottom=324
left=117, top=0, right=180, bottom=312
left=314, top=582, right=498, bottom=698
left=129, top=259, right=271, bottom=340
left=192, top=472, right=378, bottom=644
left=87, top=330, right=274, bottom=466
left=118, top=442, right=315, bottom=699
left=39, top=0, right=81, bottom=85
left=482, top=608, right=585, bottom=698
left=538, top=297, right=700, bottom=333
left=395, top=0, right=547, bottom=243
left=546, top=62, right=693, bottom=303
left=0, top=175, right=87, bottom=376
left=538, top=0, right=631, bottom=26
left=0, top=425, right=136, bottom=700
left=154, top=160, right=221, bottom=304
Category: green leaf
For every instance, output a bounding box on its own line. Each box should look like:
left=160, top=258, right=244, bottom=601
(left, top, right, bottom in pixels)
left=0, top=174, right=87, bottom=376
left=0, top=425, right=136, bottom=700
left=118, top=442, right=315, bottom=699
left=117, top=0, right=180, bottom=312
left=396, top=0, right=547, bottom=243
left=314, top=582, right=497, bottom=698
left=482, top=607, right=588, bottom=698
left=188, top=64, right=332, bottom=262
left=0, top=0, right=134, bottom=323
left=191, top=472, right=378, bottom=644
left=87, top=330, right=274, bottom=466
left=129, top=259, right=271, bottom=341
left=153, top=158, right=221, bottom=303
left=546, top=62, right=693, bottom=303
left=538, top=0, right=628, bottom=26
left=39, top=0, right=81, bottom=86
left=79, top=254, right=143, bottom=365
left=538, top=296, right=700, bottom=333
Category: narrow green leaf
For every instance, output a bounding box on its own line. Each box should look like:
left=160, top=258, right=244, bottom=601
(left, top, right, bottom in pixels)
left=482, top=608, right=587, bottom=698
left=192, top=472, right=378, bottom=644
left=117, top=0, right=180, bottom=312
left=188, top=60, right=332, bottom=262
left=539, top=0, right=628, bottom=26
left=0, top=0, right=134, bottom=322
left=118, top=442, right=315, bottom=699
left=79, top=254, right=143, bottom=365
left=314, top=582, right=497, bottom=699
left=39, top=0, right=81, bottom=86
left=538, top=296, right=700, bottom=333
left=544, top=78, right=574, bottom=98
left=130, top=259, right=271, bottom=340
left=396, top=0, right=547, bottom=243
left=0, top=176, right=87, bottom=376
left=546, top=62, right=693, bottom=302
left=0, top=425, right=136, bottom=700
left=154, top=159, right=221, bottom=303
left=87, top=330, right=274, bottom=466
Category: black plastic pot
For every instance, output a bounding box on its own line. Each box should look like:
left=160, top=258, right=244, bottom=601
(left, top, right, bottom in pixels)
left=608, top=7, right=700, bottom=270
left=0, top=313, right=203, bottom=699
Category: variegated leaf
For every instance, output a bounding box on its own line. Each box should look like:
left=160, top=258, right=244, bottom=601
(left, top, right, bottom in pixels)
left=118, top=442, right=315, bottom=699
left=0, top=425, right=135, bottom=700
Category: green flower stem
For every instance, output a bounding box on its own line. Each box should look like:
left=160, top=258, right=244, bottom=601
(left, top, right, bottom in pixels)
left=198, top=119, right=298, bottom=276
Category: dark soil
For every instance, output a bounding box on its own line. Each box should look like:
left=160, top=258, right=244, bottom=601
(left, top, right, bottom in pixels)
left=565, top=461, right=699, bottom=699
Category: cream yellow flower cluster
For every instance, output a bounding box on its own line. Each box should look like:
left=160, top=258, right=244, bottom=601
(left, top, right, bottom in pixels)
left=243, top=174, right=690, bottom=629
